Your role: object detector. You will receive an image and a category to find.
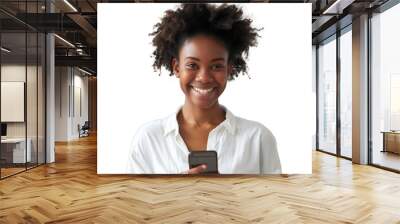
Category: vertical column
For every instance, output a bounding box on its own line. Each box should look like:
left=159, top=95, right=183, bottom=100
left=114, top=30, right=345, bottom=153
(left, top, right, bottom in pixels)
left=312, top=45, right=317, bottom=150
left=46, top=0, right=55, bottom=163
left=88, top=77, right=97, bottom=132
left=352, top=14, right=369, bottom=164
left=336, top=30, right=341, bottom=156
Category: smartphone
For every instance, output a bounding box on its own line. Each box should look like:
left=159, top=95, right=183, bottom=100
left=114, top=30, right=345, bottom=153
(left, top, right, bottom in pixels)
left=188, top=151, right=218, bottom=174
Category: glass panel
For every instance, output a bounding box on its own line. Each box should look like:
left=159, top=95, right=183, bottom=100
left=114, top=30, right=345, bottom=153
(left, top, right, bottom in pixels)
left=1, top=31, right=27, bottom=177
left=38, top=32, right=45, bottom=165
left=371, top=3, right=400, bottom=171
left=340, top=29, right=352, bottom=158
left=312, top=45, right=317, bottom=150
left=27, top=31, right=38, bottom=169
left=0, top=1, right=46, bottom=178
left=27, top=0, right=39, bottom=169
left=318, top=36, right=337, bottom=154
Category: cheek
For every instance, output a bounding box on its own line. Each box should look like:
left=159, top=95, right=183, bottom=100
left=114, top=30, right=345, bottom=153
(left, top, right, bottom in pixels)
left=215, top=72, right=228, bottom=87
left=178, top=72, right=193, bottom=91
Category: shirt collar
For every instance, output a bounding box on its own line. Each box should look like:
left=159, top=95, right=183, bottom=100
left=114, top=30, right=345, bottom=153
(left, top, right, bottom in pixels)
left=163, top=105, right=237, bottom=137
left=163, top=107, right=181, bottom=137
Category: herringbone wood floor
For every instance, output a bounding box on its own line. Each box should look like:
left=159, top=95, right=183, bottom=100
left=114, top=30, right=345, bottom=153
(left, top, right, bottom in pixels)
left=1, top=134, right=400, bottom=223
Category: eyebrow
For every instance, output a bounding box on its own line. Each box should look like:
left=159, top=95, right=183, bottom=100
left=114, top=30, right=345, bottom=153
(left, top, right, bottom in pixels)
left=184, top=57, right=225, bottom=62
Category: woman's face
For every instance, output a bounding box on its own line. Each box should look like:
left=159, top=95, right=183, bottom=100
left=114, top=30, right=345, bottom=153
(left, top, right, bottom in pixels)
left=172, top=34, right=232, bottom=109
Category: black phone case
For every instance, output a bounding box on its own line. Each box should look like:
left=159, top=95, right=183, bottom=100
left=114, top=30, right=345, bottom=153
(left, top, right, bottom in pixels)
left=188, top=151, right=218, bottom=173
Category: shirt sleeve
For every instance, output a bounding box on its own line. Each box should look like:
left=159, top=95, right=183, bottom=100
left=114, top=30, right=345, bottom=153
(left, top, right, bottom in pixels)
left=260, top=127, right=282, bottom=174
left=126, top=131, right=152, bottom=174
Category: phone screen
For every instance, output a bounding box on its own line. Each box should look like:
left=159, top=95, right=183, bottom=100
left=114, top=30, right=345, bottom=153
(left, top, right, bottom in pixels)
left=188, top=151, right=218, bottom=173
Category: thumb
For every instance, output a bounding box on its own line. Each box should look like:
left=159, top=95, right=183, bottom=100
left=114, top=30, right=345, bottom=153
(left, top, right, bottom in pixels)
left=187, top=164, right=207, bottom=174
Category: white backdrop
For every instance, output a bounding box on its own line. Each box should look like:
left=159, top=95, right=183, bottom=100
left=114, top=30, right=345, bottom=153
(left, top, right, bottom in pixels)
left=98, top=3, right=312, bottom=174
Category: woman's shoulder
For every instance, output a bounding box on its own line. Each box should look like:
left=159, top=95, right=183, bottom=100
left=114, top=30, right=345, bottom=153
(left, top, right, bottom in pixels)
left=234, top=115, right=274, bottom=137
left=130, top=117, right=169, bottom=151
left=135, top=118, right=166, bottom=137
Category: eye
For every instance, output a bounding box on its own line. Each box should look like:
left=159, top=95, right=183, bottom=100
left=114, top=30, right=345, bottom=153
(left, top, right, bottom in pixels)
left=185, top=63, right=198, bottom=70
left=210, top=64, right=225, bottom=70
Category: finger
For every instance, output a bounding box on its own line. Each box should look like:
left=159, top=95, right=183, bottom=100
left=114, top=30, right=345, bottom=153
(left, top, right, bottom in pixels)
left=187, top=164, right=207, bottom=174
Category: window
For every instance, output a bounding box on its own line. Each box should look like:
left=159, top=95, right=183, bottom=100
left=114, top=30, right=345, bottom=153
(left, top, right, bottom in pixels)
left=339, top=28, right=352, bottom=158
left=318, top=36, right=337, bottom=155
left=370, top=2, right=400, bottom=171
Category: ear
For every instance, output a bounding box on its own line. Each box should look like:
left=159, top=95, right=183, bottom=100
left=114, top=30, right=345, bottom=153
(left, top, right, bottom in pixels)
left=172, top=58, right=180, bottom=78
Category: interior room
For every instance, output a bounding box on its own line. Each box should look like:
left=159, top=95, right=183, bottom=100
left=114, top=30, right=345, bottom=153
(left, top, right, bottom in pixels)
left=0, top=0, right=399, bottom=223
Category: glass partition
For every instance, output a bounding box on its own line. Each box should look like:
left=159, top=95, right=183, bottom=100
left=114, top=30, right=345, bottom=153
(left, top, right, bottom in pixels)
left=371, top=3, right=400, bottom=171
left=339, top=27, right=352, bottom=158
left=317, top=35, right=337, bottom=155
left=26, top=0, right=43, bottom=169
left=0, top=1, right=46, bottom=179
left=1, top=31, right=28, bottom=177
left=27, top=31, right=38, bottom=169
left=38, top=32, right=45, bottom=165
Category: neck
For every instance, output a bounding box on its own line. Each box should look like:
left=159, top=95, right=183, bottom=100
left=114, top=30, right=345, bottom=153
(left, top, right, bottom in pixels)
left=180, top=100, right=225, bottom=127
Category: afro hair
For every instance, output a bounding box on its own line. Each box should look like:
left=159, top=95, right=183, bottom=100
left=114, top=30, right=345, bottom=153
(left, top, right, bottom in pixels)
left=150, top=3, right=261, bottom=80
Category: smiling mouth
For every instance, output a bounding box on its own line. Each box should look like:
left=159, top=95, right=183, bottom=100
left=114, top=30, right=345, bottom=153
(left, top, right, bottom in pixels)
left=191, top=86, right=215, bottom=95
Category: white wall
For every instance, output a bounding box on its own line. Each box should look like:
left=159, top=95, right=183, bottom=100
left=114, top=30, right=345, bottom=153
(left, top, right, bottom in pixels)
left=98, top=3, right=313, bottom=174
left=55, top=66, right=69, bottom=141
left=55, top=67, right=89, bottom=141
left=1, top=65, right=40, bottom=138
left=1, top=65, right=26, bottom=127
left=73, top=72, right=89, bottom=137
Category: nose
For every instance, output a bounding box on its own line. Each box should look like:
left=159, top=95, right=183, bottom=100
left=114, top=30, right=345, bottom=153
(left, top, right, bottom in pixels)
left=195, top=67, right=213, bottom=83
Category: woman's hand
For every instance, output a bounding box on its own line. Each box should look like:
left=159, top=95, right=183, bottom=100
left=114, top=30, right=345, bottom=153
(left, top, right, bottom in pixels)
left=181, top=164, right=207, bottom=174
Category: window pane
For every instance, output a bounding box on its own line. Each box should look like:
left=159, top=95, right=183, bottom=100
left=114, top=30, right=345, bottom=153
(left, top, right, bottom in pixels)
left=318, top=37, right=337, bottom=154
left=340, top=29, right=352, bottom=158
left=371, top=3, right=400, bottom=171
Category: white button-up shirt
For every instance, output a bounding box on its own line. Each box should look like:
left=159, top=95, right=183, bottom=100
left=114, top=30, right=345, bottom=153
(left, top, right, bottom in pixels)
left=127, top=107, right=281, bottom=174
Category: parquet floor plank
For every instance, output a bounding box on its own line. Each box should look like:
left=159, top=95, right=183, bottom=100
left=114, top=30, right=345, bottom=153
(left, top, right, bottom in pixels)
left=1, top=134, right=400, bottom=223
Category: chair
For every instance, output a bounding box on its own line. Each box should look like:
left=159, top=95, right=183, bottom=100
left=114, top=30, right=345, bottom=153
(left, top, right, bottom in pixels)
left=79, top=121, right=90, bottom=138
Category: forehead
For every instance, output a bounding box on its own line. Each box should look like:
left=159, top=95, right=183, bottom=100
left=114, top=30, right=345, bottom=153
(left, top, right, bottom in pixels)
left=178, top=35, right=229, bottom=60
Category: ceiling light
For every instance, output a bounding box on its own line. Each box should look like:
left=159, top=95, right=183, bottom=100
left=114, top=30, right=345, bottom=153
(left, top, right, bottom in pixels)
left=76, top=48, right=85, bottom=55
left=54, top=34, right=75, bottom=48
left=78, top=67, right=93, bottom=76
left=63, top=0, right=78, bottom=12
left=323, top=0, right=355, bottom=15
left=1, top=47, right=11, bottom=53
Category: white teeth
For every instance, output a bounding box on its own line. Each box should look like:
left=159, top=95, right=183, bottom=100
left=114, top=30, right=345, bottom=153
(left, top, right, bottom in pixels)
left=192, top=87, right=214, bottom=95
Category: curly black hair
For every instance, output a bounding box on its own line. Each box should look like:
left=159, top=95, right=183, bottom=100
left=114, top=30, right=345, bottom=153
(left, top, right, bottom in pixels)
left=150, top=3, right=261, bottom=80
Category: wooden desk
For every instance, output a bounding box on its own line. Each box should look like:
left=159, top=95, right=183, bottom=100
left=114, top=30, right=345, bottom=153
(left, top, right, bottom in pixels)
left=381, top=131, right=400, bottom=154
left=1, top=138, right=32, bottom=164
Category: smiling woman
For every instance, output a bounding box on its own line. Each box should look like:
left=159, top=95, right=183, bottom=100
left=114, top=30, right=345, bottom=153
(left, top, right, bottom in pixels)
left=126, top=3, right=282, bottom=174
